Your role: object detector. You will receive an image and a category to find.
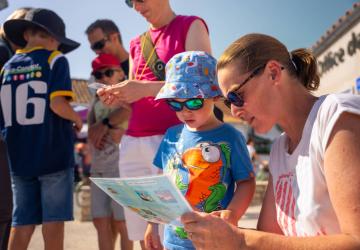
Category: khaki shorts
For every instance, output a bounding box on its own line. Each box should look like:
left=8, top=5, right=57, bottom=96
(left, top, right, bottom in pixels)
left=90, top=172, right=125, bottom=220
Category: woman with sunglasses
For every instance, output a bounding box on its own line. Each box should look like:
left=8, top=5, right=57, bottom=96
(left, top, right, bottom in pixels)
left=97, top=0, right=211, bottom=247
left=88, top=53, right=133, bottom=250
left=181, top=33, right=360, bottom=250
left=148, top=51, right=255, bottom=250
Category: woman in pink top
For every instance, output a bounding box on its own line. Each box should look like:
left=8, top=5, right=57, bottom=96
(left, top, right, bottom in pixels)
left=98, top=0, right=211, bottom=248
left=181, top=34, right=360, bottom=250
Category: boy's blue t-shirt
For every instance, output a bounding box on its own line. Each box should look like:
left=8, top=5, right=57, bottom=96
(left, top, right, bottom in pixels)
left=153, top=123, right=254, bottom=250
left=0, top=47, right=75, bottom=176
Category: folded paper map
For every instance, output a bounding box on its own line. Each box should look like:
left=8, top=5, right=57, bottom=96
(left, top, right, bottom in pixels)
left=91, top=175, right=192, bottom=226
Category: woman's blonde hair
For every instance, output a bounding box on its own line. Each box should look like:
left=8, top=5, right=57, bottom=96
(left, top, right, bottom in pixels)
left=0, top=7, right=32, bottom=40
left=217, top=33, right=320, bottom=91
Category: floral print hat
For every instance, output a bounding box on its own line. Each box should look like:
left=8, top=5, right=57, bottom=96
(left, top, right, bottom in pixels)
left=155, top=51, right=222, bottom=100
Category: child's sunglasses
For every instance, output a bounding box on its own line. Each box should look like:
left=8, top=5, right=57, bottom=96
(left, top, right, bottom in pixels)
left=125, top=0, right=145, bottom=8
left=91, top=37, right=108, bottom=51
left=92, top=68, right=117, bottom=80
left=166, top=98, right=204, bottom=112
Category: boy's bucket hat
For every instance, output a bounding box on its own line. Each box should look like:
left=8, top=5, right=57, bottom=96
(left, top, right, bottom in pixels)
left=155, top=51, right=222, bottom=100
left=3, top=8, right=80, bottom=54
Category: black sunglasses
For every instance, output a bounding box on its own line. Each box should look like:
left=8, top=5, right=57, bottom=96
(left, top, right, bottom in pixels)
left=92, top=69, right=118, bottom=80
left=91, top=37, right=108, bottom=51
left=125, top=0, right=144, bottom=8
left=166, top=98, right=204, bottom=112
left=224, top=65, right=266, bottom=109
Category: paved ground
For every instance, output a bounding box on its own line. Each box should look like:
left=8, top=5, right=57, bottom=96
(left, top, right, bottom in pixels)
left=28, top=203, right=260, bottom=250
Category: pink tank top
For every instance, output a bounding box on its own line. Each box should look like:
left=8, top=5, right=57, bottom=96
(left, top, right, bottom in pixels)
left=128, top=15, right=208, bottom=137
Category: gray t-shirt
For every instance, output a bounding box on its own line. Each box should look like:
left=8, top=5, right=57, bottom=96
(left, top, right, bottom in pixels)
left=90, top=98, right=120, bottom=175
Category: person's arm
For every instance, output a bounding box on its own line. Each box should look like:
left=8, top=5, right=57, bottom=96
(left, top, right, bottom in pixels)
left=87, top=101, right=106, bottom=149
left=212, top=179, right=255, bottom=226
left=144, top=222, right=162, bottom=250
left=185, top=19, right=212, bottom=54
left=97, top=56, right=164, bottom=105
left=228, top=179, right=255, bottom=225
left=88, top=106, right=131, bottom=149
left=48, top=55, right=82, bottom=131
left=256, top=175, right=283, bottom=234
left=108, top=127, right=126, bottom=144
left=50, top=96, right=82, bottom=131
left=108, top=101, right=131, bottom=125
left=182, top=112, right=360, bottom=250
left=87, top=102, right=96, bottom=126
left=242, top=112, right=360, bottom=249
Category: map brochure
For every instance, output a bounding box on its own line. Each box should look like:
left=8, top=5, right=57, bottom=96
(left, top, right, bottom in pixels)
left=90, top=174, right=192, bottom=226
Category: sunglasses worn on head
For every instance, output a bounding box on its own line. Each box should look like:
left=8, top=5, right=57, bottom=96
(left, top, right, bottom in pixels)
left=125, top=0, right=144, bottom=8
left=166, top=98, right=204, bottom=112
left=91, top=37, right=108, bottom=51
left=223, top=65, right=266, bottom=109
left=92, top=68, right=118, bottom=80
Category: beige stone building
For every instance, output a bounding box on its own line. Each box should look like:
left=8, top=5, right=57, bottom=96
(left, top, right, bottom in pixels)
left=313, top=3, right=360, bottom=96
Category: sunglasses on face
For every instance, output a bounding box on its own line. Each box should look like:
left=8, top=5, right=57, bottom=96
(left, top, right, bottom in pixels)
left=166, top=98, right=204, bottom=112
left=91, top=37, right=108, bottom=51
left=223, top=65, right=266, bottom=109
left=125, top=0, right=144, bottom=8
left=92, top=68, right=119, bottom=80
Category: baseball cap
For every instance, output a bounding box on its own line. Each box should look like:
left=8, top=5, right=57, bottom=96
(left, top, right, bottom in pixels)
left=3, top=8, right=80, bottom=54
left=155, top=51, right=222, bottom=100
left=91, top=53, right=120, bottom=74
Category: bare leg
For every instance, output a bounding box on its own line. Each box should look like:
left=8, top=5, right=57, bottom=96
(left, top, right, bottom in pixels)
left=114, top=219, right=133, bottom=250
left=8, top=225, right=36, bottom=250
left=0, top=221, right=11, bottom=250
left=140, top=240, right=146, bottom=250
left=93, top=217, right=113, bottom=250
left=42, top=221, right=64, bottom=250
left=111, top=218, right=118, bottom=249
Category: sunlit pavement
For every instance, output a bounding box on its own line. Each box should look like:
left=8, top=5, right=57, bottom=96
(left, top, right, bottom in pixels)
left=28, top=204, right=260, bottom=250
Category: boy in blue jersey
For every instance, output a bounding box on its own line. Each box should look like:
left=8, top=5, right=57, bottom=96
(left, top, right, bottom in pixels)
left=0, top=8, right=81, bottom=249
left=145, top=51, right=256, bottom=250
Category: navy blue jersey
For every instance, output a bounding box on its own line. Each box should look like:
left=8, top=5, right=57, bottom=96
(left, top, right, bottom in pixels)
left=0, top=47, right=75, bottom=176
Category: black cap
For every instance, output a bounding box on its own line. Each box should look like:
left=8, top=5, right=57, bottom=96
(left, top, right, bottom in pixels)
left=3, top=8, right=80, bottom=54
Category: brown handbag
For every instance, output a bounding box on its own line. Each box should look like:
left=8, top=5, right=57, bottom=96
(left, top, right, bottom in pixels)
left=140, top=31, right=166, bottom=81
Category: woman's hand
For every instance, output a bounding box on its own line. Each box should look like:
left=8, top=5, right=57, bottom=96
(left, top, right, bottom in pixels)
left=181, top=211, right=243, bottom=250
left=97, top=79, right=148, bottom=105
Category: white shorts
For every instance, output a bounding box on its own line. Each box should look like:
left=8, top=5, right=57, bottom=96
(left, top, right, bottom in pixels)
left=119, top=134, right=164, bottom=241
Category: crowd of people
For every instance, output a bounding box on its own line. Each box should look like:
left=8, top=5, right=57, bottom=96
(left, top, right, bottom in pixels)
left=0, top=1, right=359, bottom=250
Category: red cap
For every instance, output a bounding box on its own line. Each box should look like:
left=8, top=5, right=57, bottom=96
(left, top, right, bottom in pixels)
left=91, top=53, right=120, bottom=74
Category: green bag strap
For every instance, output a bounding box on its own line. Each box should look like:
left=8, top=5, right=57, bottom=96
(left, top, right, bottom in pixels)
left=140, top=31, right=166, bottom=81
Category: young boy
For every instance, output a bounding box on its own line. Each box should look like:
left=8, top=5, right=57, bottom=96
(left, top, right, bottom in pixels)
left=88, top=53, right=132, bottom=250
left=0, top=8, right=81, bottom=249
left=145, top=51, right=255, bottom=250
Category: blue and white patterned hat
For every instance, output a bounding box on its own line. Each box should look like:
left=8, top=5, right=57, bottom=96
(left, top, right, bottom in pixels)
left=155, top=51, right=222, bottom=100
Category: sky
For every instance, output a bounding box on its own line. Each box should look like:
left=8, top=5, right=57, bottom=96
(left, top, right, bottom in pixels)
left=0, top=0, right=358, bottom=79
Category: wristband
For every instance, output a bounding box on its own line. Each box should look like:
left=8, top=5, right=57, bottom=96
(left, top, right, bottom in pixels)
left=102, top=118, right=114, bottom=129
